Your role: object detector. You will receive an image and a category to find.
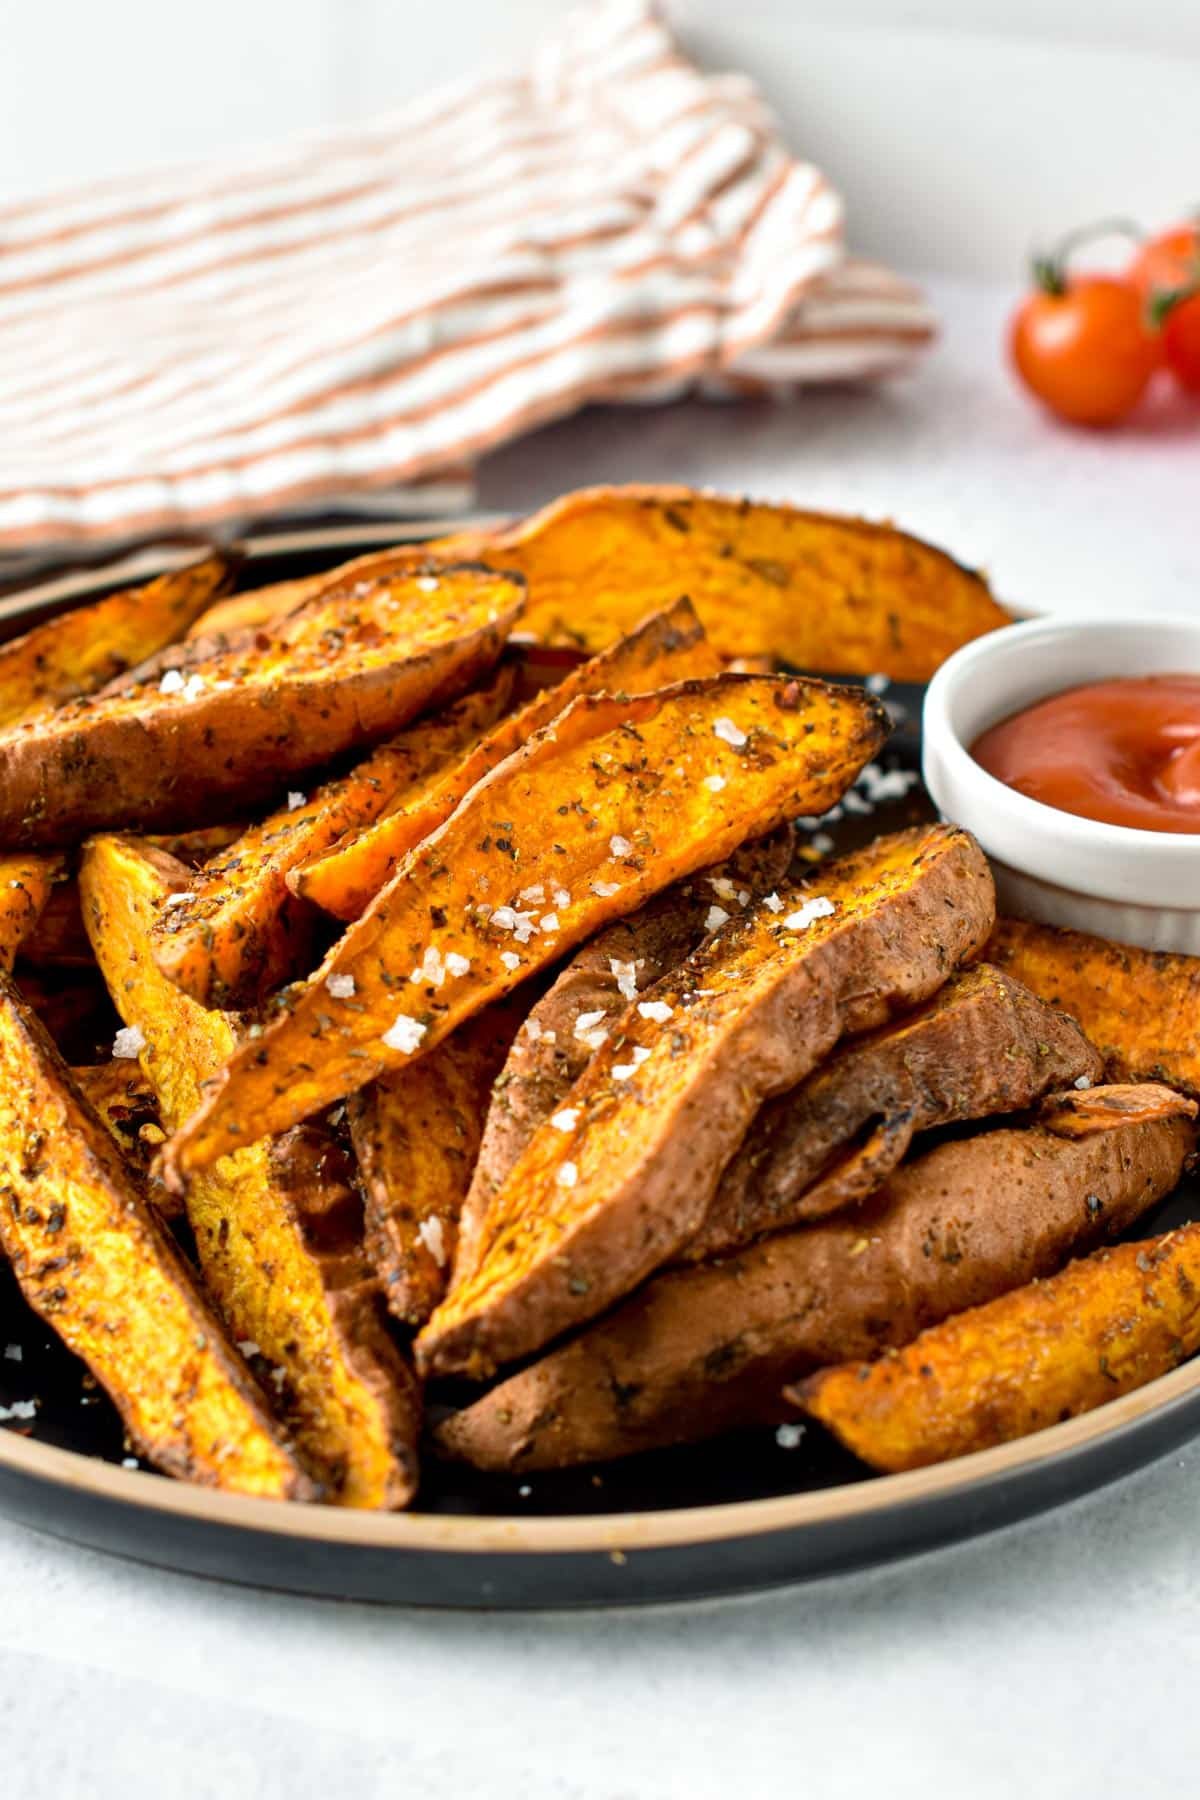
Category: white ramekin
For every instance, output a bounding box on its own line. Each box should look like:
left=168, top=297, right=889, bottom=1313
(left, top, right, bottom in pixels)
left=923, top=615, right=1200, bottom=954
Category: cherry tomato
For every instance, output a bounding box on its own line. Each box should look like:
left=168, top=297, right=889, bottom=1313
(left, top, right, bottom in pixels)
left=1010, top=274, right=1160, bottom=427
left=1130, top=223, right=1200, bottom=397
left=1130, top=224, right=1200, bottom=299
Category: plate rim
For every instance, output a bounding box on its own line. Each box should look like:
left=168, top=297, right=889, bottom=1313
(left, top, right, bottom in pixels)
left=0, top=516, right=1185, bottom=1567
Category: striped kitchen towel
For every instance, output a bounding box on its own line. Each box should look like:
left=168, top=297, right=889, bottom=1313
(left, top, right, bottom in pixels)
left=0, top=0, right=934, bottom=568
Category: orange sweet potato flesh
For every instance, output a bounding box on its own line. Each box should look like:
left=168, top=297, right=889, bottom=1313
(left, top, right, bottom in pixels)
left=421, top=486, right=1010, bottom=680
left=294, top=597, right=722, bottom=921
left=0, top=551, right=235, bottom=730
left=162, top=672, right=888, bottom=1178
left=988, top=915, right=1200, bottom=1097
left=796, top=1191, right=1200, bottom=1472
left=435, top=1086, right=1194, bottom=1471
left=349, top=999, right=526, bottom=1329
left=418, top=824, right=995, bottom=1378
left=0, top=854, right=65, bottom=969
left=0, top=973, right=312, bottom=1498
left=184, top=545, right=428, bottom=642
left=455, top=826, right=796, bottom=1281
left=79, top=834, right=420, bottom=1508
left=683, top=962, right=1104, bottom=1260
left=0, top=564, right=523, bottom=848
left=151, top=663, right=517, bottom=1009
left=72, top=1058, right=171, bottom=1201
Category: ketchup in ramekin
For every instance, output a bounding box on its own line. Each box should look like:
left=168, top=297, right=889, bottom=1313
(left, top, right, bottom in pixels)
left=972, top=675, right=1200, bottom=834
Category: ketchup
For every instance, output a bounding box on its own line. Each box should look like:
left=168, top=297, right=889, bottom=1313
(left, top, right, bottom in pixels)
left=971, top=675, right=1200, bottom=834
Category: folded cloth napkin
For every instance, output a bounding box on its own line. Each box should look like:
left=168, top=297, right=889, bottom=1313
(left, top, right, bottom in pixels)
left=0, top=0, right=934, bottom=569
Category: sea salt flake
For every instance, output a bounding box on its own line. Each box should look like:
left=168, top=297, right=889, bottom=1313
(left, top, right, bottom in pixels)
left=610, top=958, right=638, bottom=1001
left=762, top=892, right=783, bottom=914
left=519, top=884, right=546, bottom=904
left=444, top=951, right=471, bottom=978
left=737, top=890, right=750, bottom=908
left=539, top=913, right=560, bottom=934
left=556, top=1161, right=579, bottom=1189
left=158, top=667, right=186, bottom=694
left=842, top=788, right=873, bottom=815
left=162, top=891, right=190, bottom=909
left=3, top=1345, right=21, bottom=1362
left=415, top=575, right=440, bottom=592
left=705, top=773, right=727, bottom=792
left=501, top=951, right=522, bottom=972
left=810, top=833, right=835, bottom=855
left=551, top=1109, right=580, bottom=1133
left=775, top=1422, right=806, bottom=1450
left=575, top=1010, right=607, bottom=1038
left=417, top=1216, right=448, bottom=1267
left=0, top=1400, right=37, bottom=1423
left=865, top=673, right=890, bottom=695
left=707, top=877, right=736, bottom=901
left=237, top=1340, right=260, bottom=1358
left=860, top=762, right=920, bottom=804
left=382, top=1014, right=427, bottom=1054
left=286, top=790, right=307, bottom=812
left=410, top=946, right=447, bottom=987
left=524, top=1017, right=543, bottom=1040
left=705, top=905, right=730, bottom=931
left=121, top=1457, right=140, bottom=1470
left=591, top=880, right=621, bottom=897
left=609, top=835, right=632, bottom=858
left=713, top=717, right=748, bottom=748
left=553, top=889, right=570, bottom=908
left=112, top=1025, right=146, bottom=1059
left=783, top=896, right=836, bottom=931
left=1074, top=1075, right=1092, bottom=1090
left=325, top=973, right=356, bottom=999
left=182, top=672, right=206, bottom=702
left=638, top=1000, right=673, bottom=1023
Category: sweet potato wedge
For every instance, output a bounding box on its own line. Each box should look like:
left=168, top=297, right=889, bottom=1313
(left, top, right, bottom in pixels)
left=454, top=825, right=796, bottom=1279
left=989, top=915, right=1200, bottom=1097
left=151, top=663, right=517, bottom=1009
left=0, top=854, right=65, bottom=969
left=184, top=545, right=430, bottom=642
left=0, top=551, right=235, bottom=730
left=294, top=597, right=722, bottom=922
left=435, top=1086, right=1194, bottom=1470
left=795, top=1210, right=1200, bottom=1472
left=0, top=973, right=311, bottom=1498
left=163, top=672, right=889, bottom=1178
left=683, top=963, right=1104, bottom=1260
left=419, top=486, right=1010, bottom=680
left=0, top=565, right=523, bottom=847
left=79, top=834, right=420, bottom=1508
left=418, top=824, right=994, bottom=1378
left=349, top=1000, right=525, bottom=1329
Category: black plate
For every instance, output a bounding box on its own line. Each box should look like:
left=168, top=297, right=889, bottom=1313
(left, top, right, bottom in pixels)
left=2, top=522, right=1199, bottom=1609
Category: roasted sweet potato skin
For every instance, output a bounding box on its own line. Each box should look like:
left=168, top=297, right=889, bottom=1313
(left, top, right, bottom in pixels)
left=153, top=664, right=519, bottom=1008
left=684, top=962, right=1103, bottom=1260
left=424, top=486, right=1010, bottom=680
left=435, top=1087, right=1193, bottom=1470
left=796, top=1205, right=1200, bottom=1472
left=455, top=826, right=796, bottom=1279
left=421, top=825, right=995, bottom=1379
left=294, top=597, right=721, bottom=922
left=164, top=673, right=889, bottom=1176
left=0, top=565, right=522, bottom=847
left=350, top=1001, right=524, bottom=1328
left=0, top=854, right=64, bottom=969
left=79, top=834, right=419, bottom=1508
left=0, top=552, right=235, bottom=730
left=989, top=916, right=1200, bottom=1097
left=0, top=973, right=311, bottom=1498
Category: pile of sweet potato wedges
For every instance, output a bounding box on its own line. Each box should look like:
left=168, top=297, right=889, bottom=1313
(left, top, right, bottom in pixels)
left=0, top=484, right=1197, bottom=1506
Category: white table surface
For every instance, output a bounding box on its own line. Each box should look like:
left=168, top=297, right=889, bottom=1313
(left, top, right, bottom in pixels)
left=4, top=275, right=1199, bottom=1800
